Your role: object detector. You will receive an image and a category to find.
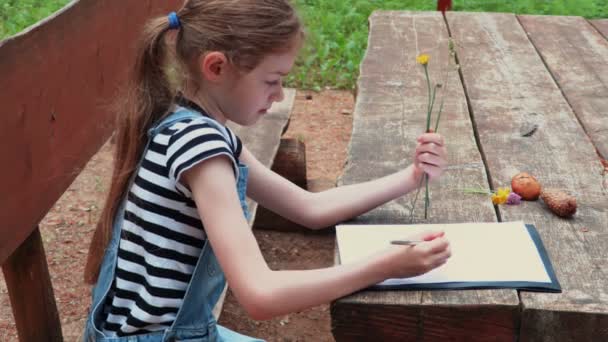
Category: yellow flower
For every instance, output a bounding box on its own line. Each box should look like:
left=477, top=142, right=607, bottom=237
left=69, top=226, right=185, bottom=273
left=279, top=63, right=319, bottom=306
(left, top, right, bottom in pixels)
left=416, top=54, right=430, bottom=65
left=491, top=187, right=511, bottom=205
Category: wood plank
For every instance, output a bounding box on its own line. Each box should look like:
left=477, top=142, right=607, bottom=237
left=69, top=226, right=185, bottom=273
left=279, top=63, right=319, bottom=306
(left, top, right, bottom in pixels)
left=0, top=0, right=182, bottom=264
left=228, top=88, right=295, bottom=223
left=2, top=228, right=62, bottom=341
left=447, top=12, right=608, bottom=341
left=519, top=15, right=608, bottom=159
left=589, top=19, right=608, bottom=39
left=270, top=138, right=307, bottom=190
left=331, top=11, right=518, bottom=341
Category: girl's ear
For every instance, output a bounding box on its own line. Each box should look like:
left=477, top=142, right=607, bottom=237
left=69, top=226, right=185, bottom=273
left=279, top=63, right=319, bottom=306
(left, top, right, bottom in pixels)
left=199, top=52, right=229, bottom=82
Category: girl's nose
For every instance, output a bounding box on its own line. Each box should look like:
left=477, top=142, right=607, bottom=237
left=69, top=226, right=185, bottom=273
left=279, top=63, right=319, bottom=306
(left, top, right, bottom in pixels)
left=273, top=85, right=285, bottom=103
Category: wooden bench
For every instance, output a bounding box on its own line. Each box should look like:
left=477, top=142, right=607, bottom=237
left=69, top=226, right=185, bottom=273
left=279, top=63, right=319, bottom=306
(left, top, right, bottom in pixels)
left=330, top=11, right=608, bottom=341
left=0, top=1, right=296, bottom=340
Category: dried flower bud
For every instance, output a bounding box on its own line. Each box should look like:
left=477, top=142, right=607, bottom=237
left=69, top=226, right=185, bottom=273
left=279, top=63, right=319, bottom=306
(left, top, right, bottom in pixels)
left=506, top=192, right=522, bottom=205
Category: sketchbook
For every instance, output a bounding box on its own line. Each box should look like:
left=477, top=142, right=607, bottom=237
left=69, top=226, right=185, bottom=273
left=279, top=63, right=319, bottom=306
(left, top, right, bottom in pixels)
left=335, top=221, right=561, bottom=292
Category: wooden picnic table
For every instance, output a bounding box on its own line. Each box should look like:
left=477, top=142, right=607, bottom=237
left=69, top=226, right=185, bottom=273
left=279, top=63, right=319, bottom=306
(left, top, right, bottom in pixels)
left=331, top=11, right=608, bottom=341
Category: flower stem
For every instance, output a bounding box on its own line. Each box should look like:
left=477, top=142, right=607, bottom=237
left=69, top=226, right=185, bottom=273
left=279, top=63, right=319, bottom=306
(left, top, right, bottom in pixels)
left=424, top=174, right=430, bottom=219
left=461, top=187, right=493, bottom=194
left=429, top=85, right=438, bottom=123
left=422, top=65, right=433, bottom=220
left=434, top=82, right=448, bottom=132
left=408, top=174, right=426, bottom=223
left=424, top=65, right=432, bottom=131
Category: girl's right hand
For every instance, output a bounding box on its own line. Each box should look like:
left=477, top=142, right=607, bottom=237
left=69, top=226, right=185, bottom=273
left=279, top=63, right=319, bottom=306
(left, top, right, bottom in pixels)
left=380, top=231, right=451, bottom=279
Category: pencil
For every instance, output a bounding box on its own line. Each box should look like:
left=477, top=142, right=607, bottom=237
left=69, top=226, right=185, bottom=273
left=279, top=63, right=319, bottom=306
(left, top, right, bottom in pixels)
left=390, top=240, right=425, bottom=246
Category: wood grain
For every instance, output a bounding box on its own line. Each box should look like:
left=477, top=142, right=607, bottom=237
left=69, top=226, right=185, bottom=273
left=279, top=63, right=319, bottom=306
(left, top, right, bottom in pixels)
left=2, top=228, right=62, bottom=342
left=447, top=12, right=608, bottom=341
left=0, top=0, right=182, bottom=264
left=519, top=15, right=608, bottom=160
left=331, top=11, right=518, bottom=341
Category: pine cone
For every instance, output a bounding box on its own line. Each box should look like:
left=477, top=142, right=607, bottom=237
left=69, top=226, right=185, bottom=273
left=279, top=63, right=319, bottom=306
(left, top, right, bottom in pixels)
left=540, top=189, right=577, bottom=218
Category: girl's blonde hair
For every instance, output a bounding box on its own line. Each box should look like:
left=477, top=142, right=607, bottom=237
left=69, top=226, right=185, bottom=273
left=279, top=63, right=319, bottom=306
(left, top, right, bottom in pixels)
left=85, top=0, right=302, bottom=284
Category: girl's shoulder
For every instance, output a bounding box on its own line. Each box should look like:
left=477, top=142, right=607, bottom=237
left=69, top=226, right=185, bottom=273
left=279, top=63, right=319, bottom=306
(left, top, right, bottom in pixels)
left=160, top=114, right=242, bottom=157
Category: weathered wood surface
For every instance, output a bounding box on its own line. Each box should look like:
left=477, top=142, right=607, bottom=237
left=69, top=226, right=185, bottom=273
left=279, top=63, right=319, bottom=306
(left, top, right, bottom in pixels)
left=2, top=228, right=62, bottom=341
left=447, top=12, right=608, bottom=341
left=590, top=19, right=608, bottom=39
left=0, top=0, right=182, bottom=265
left=229, top=88, right=295, bottom=223
left=331, top=11, right=519, bottom=341
left=519, top=15, right=608, bottom=160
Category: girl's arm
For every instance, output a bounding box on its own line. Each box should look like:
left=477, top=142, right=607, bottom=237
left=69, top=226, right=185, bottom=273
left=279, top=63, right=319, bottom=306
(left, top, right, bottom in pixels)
left=243, top=132, right=446, bottom=229
left=183, top=156, right=450, bottom=320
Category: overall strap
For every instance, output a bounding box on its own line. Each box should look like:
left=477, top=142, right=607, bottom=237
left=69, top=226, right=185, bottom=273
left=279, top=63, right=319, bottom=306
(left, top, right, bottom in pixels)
left=149, top=106, right=235, bottom=151
left=147, top=106, right=202, bottom=138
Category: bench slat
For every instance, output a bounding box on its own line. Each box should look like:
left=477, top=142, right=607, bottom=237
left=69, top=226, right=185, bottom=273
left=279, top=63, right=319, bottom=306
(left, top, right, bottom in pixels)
left=519, top=15, right=608, bottom=159
left=447, top=12, right=608, bottom=341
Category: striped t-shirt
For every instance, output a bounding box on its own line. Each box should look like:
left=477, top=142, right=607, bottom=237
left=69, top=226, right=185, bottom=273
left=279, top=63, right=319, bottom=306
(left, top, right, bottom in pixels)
left=101, top=108, right=242, bottom=337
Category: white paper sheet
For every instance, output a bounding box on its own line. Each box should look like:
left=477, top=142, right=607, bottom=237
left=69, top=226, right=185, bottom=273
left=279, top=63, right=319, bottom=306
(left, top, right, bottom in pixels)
left=336, top=221, right=551, bottom=286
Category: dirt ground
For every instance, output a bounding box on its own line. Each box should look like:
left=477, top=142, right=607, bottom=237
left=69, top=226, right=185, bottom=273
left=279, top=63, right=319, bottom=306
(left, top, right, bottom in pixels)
left=0, top=89, right=354, bottom=341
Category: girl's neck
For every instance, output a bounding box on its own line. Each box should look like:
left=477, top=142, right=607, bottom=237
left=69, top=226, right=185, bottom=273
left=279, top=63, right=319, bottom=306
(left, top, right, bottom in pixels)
left=181, top=85, right=228, bottom=125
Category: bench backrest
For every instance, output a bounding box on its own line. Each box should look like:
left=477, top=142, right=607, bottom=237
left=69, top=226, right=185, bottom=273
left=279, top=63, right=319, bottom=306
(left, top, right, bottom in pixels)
left=0, top=1, right=181, bottom=340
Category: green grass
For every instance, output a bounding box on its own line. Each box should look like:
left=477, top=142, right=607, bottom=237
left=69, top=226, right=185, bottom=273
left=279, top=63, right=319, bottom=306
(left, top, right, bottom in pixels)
left=0, top=0, right=71, bottom=38
left=2, top=0, right=607, bottom=90
left=289, top=0, right=608, bottom=90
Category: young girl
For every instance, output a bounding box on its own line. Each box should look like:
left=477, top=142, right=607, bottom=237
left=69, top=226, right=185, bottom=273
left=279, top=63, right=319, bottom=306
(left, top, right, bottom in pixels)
left=83, top=0, right=450, bottom=340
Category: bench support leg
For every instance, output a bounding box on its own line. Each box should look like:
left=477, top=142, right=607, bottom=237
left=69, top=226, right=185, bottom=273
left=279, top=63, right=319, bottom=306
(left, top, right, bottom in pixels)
left=2, top=227, right=63, bottom=342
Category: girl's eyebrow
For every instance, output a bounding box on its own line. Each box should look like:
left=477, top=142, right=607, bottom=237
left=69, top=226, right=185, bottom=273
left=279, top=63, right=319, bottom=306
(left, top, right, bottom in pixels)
left=273, top=71, right=289, bottom=76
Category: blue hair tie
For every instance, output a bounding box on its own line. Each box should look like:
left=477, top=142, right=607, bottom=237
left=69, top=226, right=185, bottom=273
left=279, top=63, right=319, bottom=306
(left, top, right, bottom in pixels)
left=168, top=12, right=181, bottom=30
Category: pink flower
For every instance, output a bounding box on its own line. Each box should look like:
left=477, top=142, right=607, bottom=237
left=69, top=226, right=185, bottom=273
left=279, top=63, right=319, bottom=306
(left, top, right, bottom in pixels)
left=506, top=192, right=522, bottom=205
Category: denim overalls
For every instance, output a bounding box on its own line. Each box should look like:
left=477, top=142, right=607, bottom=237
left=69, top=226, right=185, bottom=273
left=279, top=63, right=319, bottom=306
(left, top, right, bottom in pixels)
left=83, top=107, right=264, bottom=342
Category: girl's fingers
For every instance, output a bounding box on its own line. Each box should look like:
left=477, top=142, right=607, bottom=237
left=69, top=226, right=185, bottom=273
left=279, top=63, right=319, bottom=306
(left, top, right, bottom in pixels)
left=434, top=247, right=452, bottom=260
left=418, top=237, right=450, bottom=254
left=416, top=153, right=445, bottom=168
left=416, top=142, right=444, bottom=155
left=416, top=144, right=447, bottom=162
left=417, top=133, right=445, bottom=146
left=419, top=164, right=444, bottom=179
left=417, top=230, right=445, bottom=241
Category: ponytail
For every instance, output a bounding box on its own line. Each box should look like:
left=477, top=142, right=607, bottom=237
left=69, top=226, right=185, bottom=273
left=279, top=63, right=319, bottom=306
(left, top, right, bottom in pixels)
left=84, top=0, right=303, bottom=284
left=84, top=16, right=176, bottom=284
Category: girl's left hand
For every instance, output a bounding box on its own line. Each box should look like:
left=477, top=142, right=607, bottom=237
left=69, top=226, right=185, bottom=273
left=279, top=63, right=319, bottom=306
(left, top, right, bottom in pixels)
left=414, top=132, right=447, bottom=182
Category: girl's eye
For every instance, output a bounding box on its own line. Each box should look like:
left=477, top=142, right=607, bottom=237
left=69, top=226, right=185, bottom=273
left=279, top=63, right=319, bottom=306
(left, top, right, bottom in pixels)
left=266, top=80, right=280, bottom=86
